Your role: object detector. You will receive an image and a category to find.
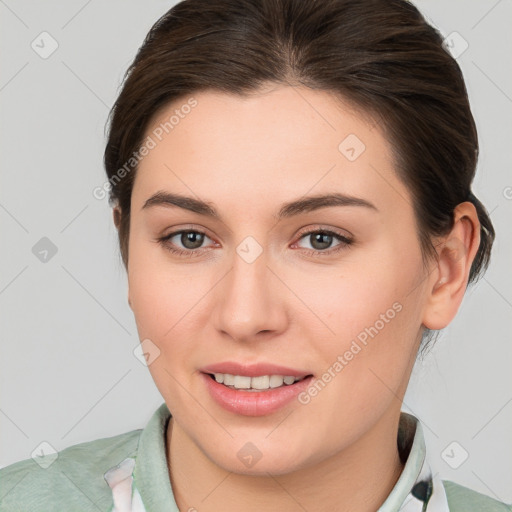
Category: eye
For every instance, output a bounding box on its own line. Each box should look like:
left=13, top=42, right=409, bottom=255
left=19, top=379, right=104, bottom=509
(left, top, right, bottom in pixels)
left=157, top=229, right=214, bottom=257
left=293, top=228, right=353, bottom=256
left=156, top=226, right=353, bottom=258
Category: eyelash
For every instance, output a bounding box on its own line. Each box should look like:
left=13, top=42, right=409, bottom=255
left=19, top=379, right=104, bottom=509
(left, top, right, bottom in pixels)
left=156, top=227, right=353, bottom=258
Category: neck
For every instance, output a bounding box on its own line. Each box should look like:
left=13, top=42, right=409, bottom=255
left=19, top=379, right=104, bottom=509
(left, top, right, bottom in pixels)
left=167, top=408, right=406, bottom=512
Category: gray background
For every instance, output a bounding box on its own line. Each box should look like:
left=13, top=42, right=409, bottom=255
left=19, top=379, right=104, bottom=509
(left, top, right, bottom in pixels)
left=1, top=0, right=511, bottom=503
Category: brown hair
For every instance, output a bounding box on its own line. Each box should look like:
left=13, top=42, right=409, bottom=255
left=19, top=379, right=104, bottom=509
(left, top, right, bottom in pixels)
left=104, top=0, right=495, bottom=350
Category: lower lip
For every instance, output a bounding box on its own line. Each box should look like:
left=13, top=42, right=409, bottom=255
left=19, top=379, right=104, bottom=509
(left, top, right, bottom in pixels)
left=201, top=373, right=314, bottom=416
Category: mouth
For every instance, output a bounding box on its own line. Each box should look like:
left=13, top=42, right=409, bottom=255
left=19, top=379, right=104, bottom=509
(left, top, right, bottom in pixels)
left=205, top=372, right=311, bottom=392
left=199, top=364, right=315, bottom=416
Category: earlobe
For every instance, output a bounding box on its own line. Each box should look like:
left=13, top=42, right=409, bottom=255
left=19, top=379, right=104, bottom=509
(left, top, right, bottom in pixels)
left=422, top=201, right=481, bottom=331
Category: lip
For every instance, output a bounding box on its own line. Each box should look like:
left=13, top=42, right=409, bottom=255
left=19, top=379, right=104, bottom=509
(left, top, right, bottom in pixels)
left=200, top=362, right=311, bottom=378
left=200, top=362, right=314, bottom=416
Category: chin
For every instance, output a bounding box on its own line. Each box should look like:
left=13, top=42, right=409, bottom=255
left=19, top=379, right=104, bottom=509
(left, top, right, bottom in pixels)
left=202, top=437, right=317, bottom=477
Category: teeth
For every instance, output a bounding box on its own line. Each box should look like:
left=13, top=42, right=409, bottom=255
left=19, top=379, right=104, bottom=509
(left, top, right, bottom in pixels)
left=223, top=374, right=235, bottom=386
left=251, top=375, right=270, bottom=389
left=211, top=373, right=303, bottom=390
left=269, top=375, right=284, bottom=388
left=233, top=375, right=251, bottom=389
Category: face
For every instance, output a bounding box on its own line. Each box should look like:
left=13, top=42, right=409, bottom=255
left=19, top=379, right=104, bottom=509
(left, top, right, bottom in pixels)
left=126, top=84, right=432, bottom=475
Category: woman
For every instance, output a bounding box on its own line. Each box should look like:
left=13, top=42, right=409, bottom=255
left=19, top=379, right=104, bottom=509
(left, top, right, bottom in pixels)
left=1, top=0, right=509, bottom=510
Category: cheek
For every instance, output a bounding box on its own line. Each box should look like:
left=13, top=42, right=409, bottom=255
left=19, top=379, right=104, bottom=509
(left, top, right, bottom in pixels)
left=293, top=243, right=424, bottom=405
left=127, top=240, right=222, bottom=394
left=298, top=275, right=413, bottom=401
left=128, top=235, right=202, bottom=338
left=293, top=244, right=420, bottom=351
left=127, top=252, right=206, bottom=410
left=290, top=276, right=420, bottom=454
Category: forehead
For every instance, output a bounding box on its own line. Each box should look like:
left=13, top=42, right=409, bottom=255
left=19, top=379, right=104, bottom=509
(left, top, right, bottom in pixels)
left=132, top=85, right=410, bottom=216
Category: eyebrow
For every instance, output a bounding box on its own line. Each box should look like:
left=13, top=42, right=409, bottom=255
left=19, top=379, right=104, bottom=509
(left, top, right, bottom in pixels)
left=142, top=190, right=378, bottom=220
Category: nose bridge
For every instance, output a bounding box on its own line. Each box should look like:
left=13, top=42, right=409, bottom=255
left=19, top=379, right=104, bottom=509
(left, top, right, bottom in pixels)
left=212, top=235, right=286, bottom=340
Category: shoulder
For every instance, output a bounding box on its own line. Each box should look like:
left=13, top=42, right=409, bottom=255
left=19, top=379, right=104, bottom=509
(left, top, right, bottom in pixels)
left=443, top=480, right=512, bottom=512
left=0, top=428, right=142, bottom=512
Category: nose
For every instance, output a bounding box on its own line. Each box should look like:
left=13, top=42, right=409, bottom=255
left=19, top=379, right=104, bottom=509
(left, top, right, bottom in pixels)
left=211, top=242, right=289, bottom=343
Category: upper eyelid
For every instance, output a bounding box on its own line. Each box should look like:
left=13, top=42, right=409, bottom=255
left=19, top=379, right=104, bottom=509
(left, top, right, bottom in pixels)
left=296, top=225, right=352, bottom=239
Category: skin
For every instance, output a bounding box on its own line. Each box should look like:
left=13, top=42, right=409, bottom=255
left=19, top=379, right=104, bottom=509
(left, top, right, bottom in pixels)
left=115, top=84, right=480, bottom=511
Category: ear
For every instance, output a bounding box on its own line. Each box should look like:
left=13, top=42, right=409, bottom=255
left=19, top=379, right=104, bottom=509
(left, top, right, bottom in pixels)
left=421, top=201, right=481, bottom=331
left=113, top=206, right=122, bottom=230
left=112, top=206, right=132, bottom=309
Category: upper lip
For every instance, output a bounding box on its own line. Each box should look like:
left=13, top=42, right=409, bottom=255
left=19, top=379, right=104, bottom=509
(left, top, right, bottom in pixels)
left=200, top=362, right=312, bottom=378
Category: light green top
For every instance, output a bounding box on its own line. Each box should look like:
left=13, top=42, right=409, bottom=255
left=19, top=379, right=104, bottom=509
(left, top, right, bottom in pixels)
left=1, top=402, right=510, bottom=511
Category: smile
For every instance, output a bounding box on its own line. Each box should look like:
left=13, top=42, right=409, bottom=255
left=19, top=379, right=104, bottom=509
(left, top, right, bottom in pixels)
left=199, top=363, right=314, bottom=416
left=210, top=373, right=306, bottom=391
